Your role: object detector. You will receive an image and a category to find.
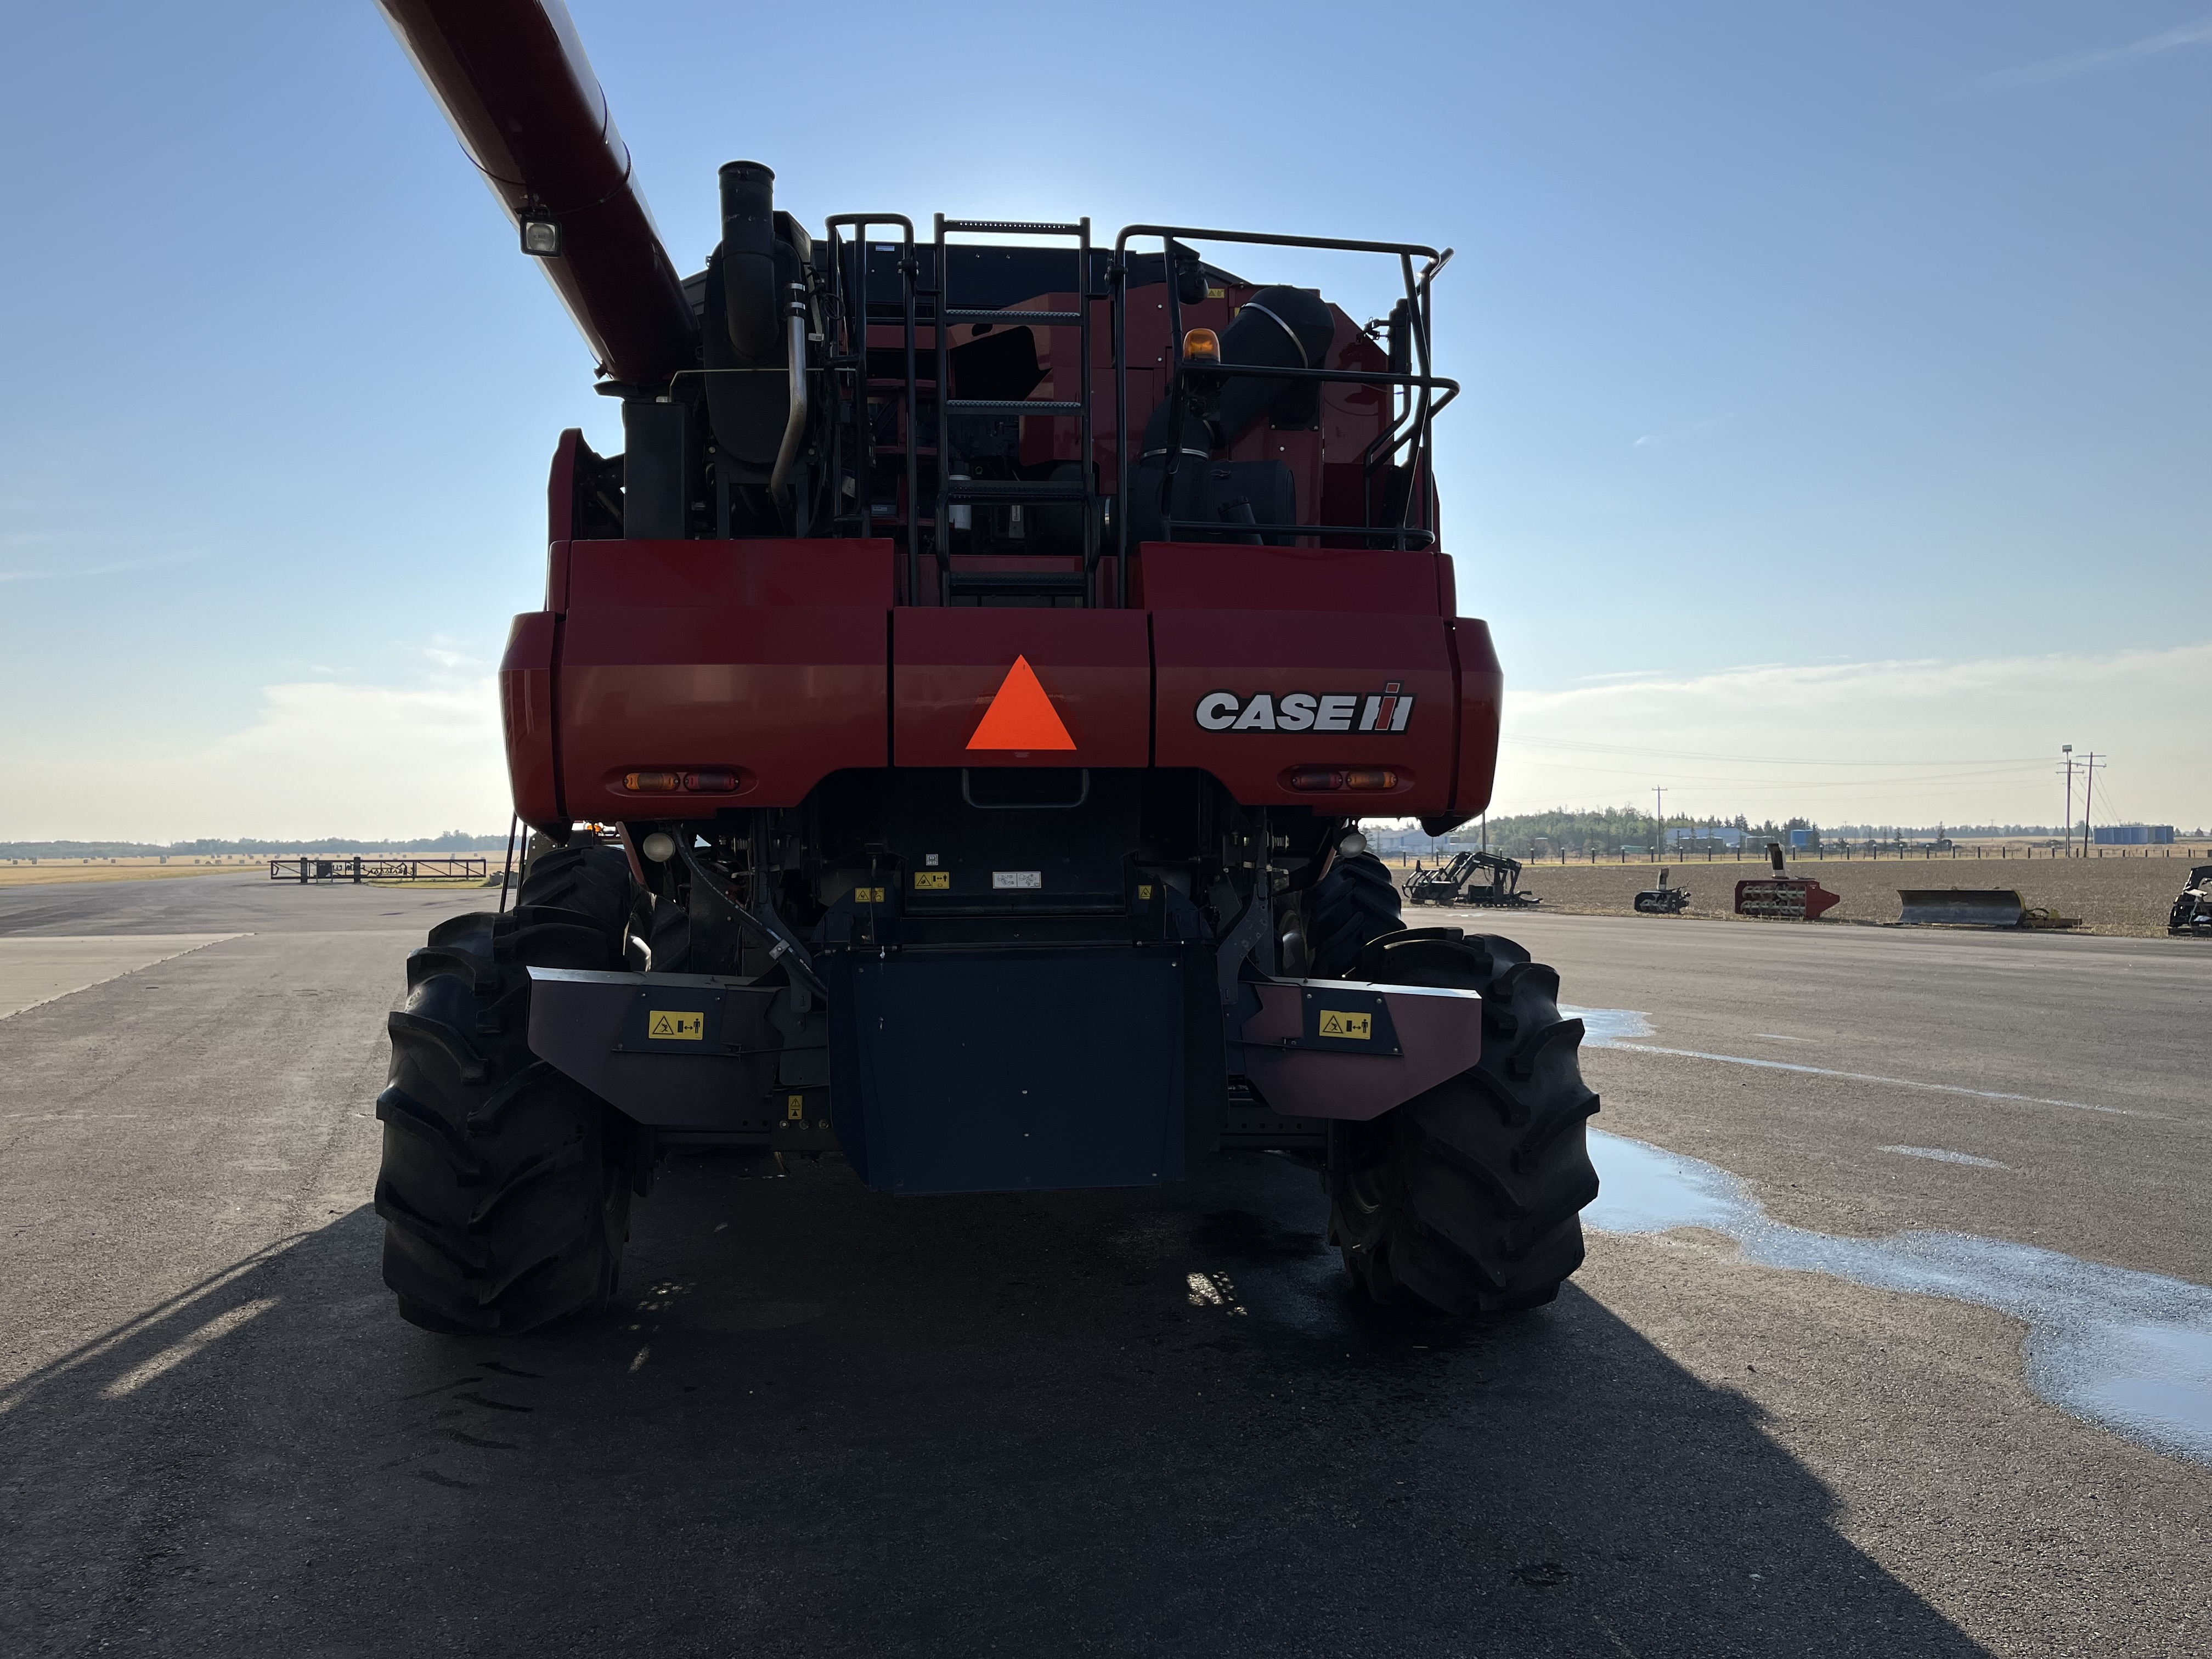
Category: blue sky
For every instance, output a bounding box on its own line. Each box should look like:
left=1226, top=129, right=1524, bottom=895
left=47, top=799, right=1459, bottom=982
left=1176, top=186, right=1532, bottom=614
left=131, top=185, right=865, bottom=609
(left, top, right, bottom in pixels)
left=2, top=2, right=2205, bottom=838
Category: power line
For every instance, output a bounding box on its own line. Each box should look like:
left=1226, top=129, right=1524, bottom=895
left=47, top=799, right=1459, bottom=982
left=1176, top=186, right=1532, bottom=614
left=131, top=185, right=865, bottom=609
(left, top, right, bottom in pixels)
left=2079, top=752, right=2106, bottom=856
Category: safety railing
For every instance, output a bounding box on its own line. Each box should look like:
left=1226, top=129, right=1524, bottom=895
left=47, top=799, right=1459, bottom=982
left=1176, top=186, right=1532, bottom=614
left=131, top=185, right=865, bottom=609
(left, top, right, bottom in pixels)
left=823, top=215, right=921, bottom=602
left=269, top=857, right=488, bottom=884
left=1108, top=224, right=1460, bottom=609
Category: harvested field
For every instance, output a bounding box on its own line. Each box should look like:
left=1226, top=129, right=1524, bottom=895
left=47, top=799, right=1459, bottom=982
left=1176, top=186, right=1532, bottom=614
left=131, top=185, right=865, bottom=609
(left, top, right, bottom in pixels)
left=1387, top=851, right=2208, bottom=938
left=0, top=856, right=265, bottom=889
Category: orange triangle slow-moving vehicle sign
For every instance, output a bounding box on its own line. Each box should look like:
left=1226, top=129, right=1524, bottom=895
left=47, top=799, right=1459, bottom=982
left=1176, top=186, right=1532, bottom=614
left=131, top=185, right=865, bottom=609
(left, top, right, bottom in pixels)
left=967, top=655, right=1076, bottom=751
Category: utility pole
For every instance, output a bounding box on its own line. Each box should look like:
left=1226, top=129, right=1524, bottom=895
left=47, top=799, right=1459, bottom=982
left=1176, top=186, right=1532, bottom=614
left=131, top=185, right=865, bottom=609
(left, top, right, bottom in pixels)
left=1653, top=786, right=1665, bottom=862
left=2060, top=744, right=2074, bottom=856
left=2080, top=752, right=2104, bottom=856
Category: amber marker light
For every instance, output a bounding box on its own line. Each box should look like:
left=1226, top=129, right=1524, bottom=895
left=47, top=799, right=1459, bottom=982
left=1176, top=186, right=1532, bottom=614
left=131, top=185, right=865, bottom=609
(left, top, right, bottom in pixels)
left=624, top=771, right=681, bottom=792
left=1285, top=767, right=1399, bottom=792
left=1182, top=328, right=1220, bottom=362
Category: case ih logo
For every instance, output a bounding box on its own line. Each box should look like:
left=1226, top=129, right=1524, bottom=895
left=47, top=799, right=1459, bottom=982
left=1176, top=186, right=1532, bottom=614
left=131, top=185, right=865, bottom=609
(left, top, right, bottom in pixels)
left=1194, top=682, right=1415, bottom=733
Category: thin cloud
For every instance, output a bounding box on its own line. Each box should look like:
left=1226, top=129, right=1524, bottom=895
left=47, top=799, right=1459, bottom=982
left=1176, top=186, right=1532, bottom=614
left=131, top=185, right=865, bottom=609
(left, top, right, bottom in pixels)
left=1965, top=17, right=2212, bottom=93
left=0, top=552, right=200, bottom=584
left=1, top=649, right=507, bottom=841
left=1495, top=641, right=2212, bottom=823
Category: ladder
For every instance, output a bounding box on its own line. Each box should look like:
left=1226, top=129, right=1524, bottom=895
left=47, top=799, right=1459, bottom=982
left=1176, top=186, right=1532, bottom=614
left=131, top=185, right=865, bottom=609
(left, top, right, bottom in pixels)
left=931, top=216, right=1097, bottom=606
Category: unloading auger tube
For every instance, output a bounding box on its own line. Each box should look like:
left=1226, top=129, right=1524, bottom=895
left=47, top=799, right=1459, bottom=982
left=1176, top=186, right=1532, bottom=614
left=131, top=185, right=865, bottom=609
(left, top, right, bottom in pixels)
left=370, top=1, right=1599, bottom=1334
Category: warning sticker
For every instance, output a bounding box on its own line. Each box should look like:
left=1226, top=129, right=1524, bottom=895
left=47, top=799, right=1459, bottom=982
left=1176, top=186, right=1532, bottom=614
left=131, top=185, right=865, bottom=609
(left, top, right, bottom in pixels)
left=648, top=1010, right=705, bottom=1041
left=786, top=1094, right=805, bottom=1121
left=1316, top=1010, right=1373, bottom=1041
left=991, top=871, right=1042, bottom=890
left=914, top=871, right=950, bottom=890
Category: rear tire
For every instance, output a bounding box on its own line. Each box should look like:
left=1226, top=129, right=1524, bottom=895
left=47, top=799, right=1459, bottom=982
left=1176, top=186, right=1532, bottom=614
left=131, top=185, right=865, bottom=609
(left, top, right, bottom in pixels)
left=1306, top=850, right=1404, bottom=978
left=375, top=840, right=642, bottom=1335
left=1327, top=929, right=1600, bottom=1315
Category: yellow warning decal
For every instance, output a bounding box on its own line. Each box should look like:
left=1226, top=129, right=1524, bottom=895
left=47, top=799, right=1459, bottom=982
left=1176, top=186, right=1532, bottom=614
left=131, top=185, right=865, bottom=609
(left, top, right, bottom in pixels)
left=1138, top=884, right=1155, bottom=899
left=786, top=1094, right=806, bottom=1121
left=855, top=886, right=885, bottom=904
left=648, top=1011, right=704, bottom=1041
left=1317, top=1010, right=1373, bottom=1040
left=914, top=871, right=950, bottom=890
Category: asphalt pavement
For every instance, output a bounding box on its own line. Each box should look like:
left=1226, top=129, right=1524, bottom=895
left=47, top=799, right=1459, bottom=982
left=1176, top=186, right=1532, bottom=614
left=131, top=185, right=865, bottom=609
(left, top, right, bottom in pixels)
left=1, top=876, right=2206, bottom=1657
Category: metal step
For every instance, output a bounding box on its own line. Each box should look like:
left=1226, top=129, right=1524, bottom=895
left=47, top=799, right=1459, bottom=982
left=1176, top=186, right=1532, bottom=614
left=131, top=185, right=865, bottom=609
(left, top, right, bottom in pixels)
left=944, top=308, right=1082, bottom=325
left=938, top=219, right=1085, bottom=236
left=944, top=479, right=1088, bottom=503
left=945, top=569, right=1088, bottom=598
left=944, top=399, right=1083, bottom=414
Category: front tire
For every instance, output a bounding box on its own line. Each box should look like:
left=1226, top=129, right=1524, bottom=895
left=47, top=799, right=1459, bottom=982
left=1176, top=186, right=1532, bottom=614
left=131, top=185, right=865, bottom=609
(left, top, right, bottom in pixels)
left=1327, top=929, right=1600, bottom=1315
left=375, top=842, right=641, bottom=1334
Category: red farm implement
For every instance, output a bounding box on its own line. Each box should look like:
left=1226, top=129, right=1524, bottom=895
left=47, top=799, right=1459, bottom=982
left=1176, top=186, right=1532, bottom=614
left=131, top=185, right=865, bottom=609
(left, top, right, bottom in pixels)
left=368, top=0, right=1599, bottom=1334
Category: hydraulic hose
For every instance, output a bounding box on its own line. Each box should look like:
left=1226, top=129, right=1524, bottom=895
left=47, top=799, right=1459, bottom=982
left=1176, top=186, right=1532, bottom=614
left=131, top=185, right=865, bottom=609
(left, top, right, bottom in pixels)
left=769, top=290, right=810, bottom=505
left=673, top=840, right=826, bottom=1001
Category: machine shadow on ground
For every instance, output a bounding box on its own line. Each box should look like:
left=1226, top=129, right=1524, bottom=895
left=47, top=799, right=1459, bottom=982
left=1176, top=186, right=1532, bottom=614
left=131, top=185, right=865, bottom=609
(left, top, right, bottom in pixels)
left=1, top=1153, right=1989, bottom=1658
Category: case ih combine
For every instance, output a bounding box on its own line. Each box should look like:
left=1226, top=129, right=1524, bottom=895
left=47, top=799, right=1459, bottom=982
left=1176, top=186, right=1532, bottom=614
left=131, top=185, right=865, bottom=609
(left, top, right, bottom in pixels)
left=374, top=0, right=1600, bottom=1334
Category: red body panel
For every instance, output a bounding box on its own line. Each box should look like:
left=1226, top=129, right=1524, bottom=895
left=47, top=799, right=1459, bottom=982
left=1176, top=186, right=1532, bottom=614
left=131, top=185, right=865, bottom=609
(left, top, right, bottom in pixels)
left=1449, top=618, right=1503, bottom=817
left=507, top=535, right=1498, bottom=826
left=555, top=540, right=894, bottom=819
left=893, top=609, right=1150, bottom=768
left=499, top=611, right=563, bottom=823
left=1139, top=544, right=1444, bottom=617
left=1152, top=607, right=1455, bottom=809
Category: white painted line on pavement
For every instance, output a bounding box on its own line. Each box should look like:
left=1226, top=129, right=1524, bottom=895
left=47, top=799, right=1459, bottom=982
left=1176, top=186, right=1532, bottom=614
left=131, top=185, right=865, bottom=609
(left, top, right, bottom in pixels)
left=1564, top=1003, right=2145, bottom=1118
left=1606, top=1041, right=2146, bottom=1117
left=1878, top=1145, right=2010, bottom=1170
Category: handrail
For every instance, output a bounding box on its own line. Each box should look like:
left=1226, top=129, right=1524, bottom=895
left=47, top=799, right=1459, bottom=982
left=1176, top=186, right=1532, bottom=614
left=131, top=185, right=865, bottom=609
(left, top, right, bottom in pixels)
left=1109, top=224, right=1454, bottom=591
left=824, top=215, right=918, bottom=601
left=1111, top=224, right=1441, bottom=262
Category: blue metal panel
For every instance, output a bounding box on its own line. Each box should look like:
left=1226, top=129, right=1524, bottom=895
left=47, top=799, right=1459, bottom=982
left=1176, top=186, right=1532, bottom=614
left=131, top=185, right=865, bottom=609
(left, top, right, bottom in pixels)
left=827, top=946, right=1187, bottom=1194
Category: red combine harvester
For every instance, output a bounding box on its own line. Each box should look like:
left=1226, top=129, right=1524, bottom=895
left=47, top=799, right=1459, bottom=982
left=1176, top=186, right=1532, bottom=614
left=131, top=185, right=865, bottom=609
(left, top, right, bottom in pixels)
left=373, top=0, right=1600, bottom=1334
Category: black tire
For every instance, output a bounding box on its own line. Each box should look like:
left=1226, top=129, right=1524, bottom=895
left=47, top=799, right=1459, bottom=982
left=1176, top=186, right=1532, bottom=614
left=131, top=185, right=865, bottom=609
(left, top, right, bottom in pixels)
left=1306, top=850, right=1404, bottom=978
left=375, top=843, right=641, bottom=1334
left=1326, top=928, right=1600, bottom=1315
left=519, top=840, right=648, bottom=953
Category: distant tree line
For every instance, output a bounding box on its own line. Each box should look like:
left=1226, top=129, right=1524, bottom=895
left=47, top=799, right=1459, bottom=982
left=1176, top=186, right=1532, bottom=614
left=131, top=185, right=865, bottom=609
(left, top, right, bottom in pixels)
left=1, top=831, right=510, bottom=859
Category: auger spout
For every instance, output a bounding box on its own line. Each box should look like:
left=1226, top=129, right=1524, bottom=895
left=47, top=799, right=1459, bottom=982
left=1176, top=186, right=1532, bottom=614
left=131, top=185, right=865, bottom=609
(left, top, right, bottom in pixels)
left=377, top=0, right=698, bottom=386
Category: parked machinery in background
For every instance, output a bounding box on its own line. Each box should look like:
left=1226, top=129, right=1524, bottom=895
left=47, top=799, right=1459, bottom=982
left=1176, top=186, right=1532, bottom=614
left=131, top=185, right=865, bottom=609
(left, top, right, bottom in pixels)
left=1633, top=870, right=1690, bottom=915
left=2167, top=866, right=2212, bottom=936
left=1734, top=842, right=1841, bottom=922
left=1403, top=849, right=1540, bottom=909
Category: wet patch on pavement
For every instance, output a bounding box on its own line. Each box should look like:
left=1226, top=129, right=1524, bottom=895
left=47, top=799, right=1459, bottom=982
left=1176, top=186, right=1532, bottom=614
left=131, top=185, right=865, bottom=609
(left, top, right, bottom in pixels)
left=1585, top=1129, right=2212, bottom=1466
